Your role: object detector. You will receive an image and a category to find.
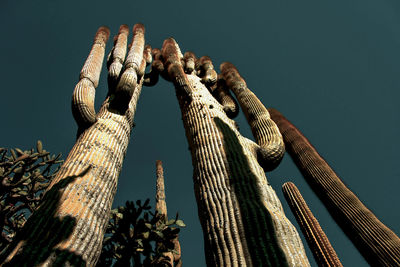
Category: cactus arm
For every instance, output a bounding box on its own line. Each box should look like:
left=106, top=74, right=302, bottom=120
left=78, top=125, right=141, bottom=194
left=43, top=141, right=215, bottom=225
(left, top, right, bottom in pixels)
left=144, top=48, right=162, bottom=87
left=107, top=25, right=129, bottom=90
left=282, top=182, right=343, bottom=267
left=212, top=74, right=239, bottom=119
left=269, top=108, right=400, bottom=266
left=109, top=24, right=145, bottom=113
left=161, top=39, right=309, bottom=266
left=220, top=62, right=285, bottom=171
left=1, top=24, right=147, bottom=266
left=197, top=56, right=218, bottom=87
left=71, top=27, right=110, bottom=129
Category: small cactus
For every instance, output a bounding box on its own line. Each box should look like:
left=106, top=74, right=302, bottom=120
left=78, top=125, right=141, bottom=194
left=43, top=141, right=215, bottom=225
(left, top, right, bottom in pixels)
left=270, top=108, right=400, bottom=266
left=282, top=182, right=343, bottom=267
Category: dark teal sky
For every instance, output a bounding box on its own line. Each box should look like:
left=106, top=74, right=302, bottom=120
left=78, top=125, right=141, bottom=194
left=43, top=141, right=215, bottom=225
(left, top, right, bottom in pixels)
left=1, top=1, right=399, bottom=266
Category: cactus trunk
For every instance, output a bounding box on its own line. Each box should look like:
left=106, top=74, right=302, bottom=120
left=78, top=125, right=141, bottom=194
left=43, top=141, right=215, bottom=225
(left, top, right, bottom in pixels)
left=270, top=108, right=400, bottom=266
left=1, top=25, right=147, bottom=266
left=160, top=38, right=309, bottom=266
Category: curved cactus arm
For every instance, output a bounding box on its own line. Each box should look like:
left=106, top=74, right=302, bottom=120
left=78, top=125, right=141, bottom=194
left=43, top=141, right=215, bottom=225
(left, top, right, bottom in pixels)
left=220, top=62, right=285, bottom=171
left=269, top=108, right=400, bottom=266
left=72, top=27, right=110, bottom=129
left=183, top=51, right=196, bottom=74
left=212, top=74, right=239, bottom=119
left=109, top=24, right=145, bottom=113
left=1, top=24, right=148, bottom=267
left=160, top=39, right=310, bottom=266
left=282, top=182, right=343, bottom=267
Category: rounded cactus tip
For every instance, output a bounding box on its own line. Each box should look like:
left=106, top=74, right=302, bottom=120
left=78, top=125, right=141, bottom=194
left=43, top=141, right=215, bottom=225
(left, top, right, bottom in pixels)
left=220, top=62, right=237, bottom=73
left=96, top=26, right=110, bottom=40
left=133, top=23, right=145, bottom=34
left=118, top=24, right=130, bottom=34
left=282, top=181, right=295, bottom=189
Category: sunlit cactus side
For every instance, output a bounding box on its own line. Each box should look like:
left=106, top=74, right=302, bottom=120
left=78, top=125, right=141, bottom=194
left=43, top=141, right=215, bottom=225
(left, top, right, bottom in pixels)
left=0, top=141, right=63, bottom=253
left=282, top=182, right=343, bottom=267
left=153, top=38, right=309, bottom=266
left=97, top=160, right=184, bottom=267
left=269, top=108, right=400, bottom=267
left=1, top=24, right=151, bottom=266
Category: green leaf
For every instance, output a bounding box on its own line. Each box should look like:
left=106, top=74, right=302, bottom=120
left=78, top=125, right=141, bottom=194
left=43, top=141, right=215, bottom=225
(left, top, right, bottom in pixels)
left=175, top=220, right=186, bottom=227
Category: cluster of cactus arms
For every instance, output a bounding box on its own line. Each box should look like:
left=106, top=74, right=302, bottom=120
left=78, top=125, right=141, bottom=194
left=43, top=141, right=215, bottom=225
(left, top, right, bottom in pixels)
left=143, top=37, right=310, bottom=266
left=0, top=24, right=151, bottom=266
left=0, top=142, right=63, bottom=253
left=269, top=109, right=400, bottom=266
left=282, top=182, right=343, bottom=267
left=97, top=161, right=183, bottom=267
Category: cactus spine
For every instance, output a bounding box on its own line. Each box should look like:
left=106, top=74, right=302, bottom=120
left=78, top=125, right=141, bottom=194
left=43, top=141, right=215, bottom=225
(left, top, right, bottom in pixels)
left=269, top=108, right=400, bottom=266
left=157, top=38, right=309, bottom=266
left=1, top=24, right=149, bottom=266
left=282, top=182, right=343, bottom=267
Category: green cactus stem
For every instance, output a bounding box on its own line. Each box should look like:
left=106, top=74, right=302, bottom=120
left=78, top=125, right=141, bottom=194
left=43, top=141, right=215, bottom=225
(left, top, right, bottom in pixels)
left=1, top=24, right=150, bottom=266
left=269, top=108, right=400, bottom=267
left=282, top=182, right=343, bottom=267
left=156, top=38, right=309, bottom=266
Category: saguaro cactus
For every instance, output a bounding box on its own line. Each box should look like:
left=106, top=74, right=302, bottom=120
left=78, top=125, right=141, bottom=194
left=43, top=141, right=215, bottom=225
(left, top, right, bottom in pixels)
left=269, top=108, right=400, bottom=266
left=153, top=38, right=309, bottom=266
left=155, top=160, right=182, bottom=267
left=1, top=24, right=149, bottom=266
left=282, top=182, right=343, bottom=267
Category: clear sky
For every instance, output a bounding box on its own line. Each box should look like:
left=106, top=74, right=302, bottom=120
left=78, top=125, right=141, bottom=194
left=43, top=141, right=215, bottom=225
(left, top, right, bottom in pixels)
left=1, top=0, right=399, bottom=266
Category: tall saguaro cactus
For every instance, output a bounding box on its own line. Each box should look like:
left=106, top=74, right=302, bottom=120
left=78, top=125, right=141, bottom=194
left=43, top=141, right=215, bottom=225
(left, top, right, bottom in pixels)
left=153, top=38, right=310, bottom=266
left=282, top=182, right=343, bottom=267
left=1, top=24, right=149, bottom=266
left=269, top=108, right=400, bottom=266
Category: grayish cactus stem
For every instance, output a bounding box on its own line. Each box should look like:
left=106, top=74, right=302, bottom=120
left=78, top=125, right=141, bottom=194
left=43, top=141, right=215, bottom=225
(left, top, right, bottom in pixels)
left=159, top=38, right=310, bottom=266
left=1, top=24, right=149, bottom=266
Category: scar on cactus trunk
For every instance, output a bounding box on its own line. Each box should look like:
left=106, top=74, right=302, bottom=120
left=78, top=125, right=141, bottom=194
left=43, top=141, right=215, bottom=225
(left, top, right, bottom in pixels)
left=269, top=108, right=400, bottom=267
left=282, top=182, right=343, bottom=267
left=0, top=24, right=151, bottom=266
left=148, top=37, right=310, bottom=266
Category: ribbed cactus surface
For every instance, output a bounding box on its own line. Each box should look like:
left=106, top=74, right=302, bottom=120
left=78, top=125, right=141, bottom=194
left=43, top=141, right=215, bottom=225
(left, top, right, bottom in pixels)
left=270, top=108, right=400, bottom=267
left=158, top=38, right=309, bottom=266
left=282, top=182, right=343, bottom=267
left=1, top=24, right=149, bottom=266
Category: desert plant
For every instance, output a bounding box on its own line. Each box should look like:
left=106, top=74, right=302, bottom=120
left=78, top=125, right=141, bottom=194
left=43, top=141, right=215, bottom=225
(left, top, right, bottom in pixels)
left=0, top=141, right=63, bottom=253
left=147, top=38, right=310, bottom=266
left=0, top=24, right=151, bottom=266
left=270, top=108, right=400, bottom=266
left=282, top=182, right=343, bottom=267
left=97, top=160, right=183, bottom=267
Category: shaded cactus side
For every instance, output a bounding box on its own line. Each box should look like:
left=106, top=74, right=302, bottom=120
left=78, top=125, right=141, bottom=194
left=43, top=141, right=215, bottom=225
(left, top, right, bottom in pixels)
left=269, top=108, right=400, bottom=267
left=97, top=161, right=184, bottom=267
left=282, top=182, right=343, bottom=267
left=1, top=24, right=150, bottom=266
left=0, top=141, right=63, bottom=252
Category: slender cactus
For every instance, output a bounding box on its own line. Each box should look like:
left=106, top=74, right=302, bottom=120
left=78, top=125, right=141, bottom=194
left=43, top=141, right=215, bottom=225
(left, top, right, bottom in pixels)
left=269, top=108, right=400, bottom=266
left=154, top=38, right=309, bottom=266
left=155, top=160, right=182, bottom=267
left=282, top=182, right=343, bottom=267
left=0, top=24, right=150, bottom=266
